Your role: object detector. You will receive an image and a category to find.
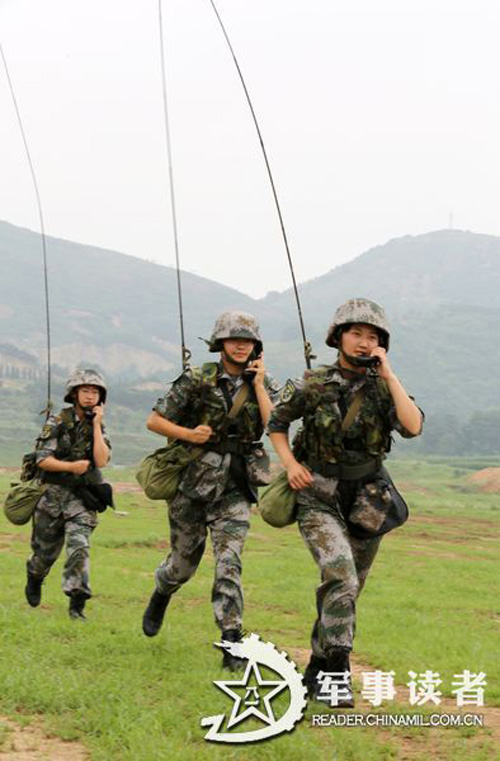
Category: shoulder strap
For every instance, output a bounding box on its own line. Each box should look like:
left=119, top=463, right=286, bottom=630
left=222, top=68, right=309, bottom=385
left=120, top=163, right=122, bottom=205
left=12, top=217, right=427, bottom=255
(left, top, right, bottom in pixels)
left=195, top=364, right=250, bottom=421
left=227, top=383, right=250, bottom=420
left=227, top=382, right=250, bottom=419
left=341, top=388, right=364, bottom=432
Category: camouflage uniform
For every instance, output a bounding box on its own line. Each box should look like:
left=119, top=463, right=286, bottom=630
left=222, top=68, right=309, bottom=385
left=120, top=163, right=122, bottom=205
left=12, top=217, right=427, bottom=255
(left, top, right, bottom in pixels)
left=27, top=406, right=111, bottom=599
left=152, top=362, right=280, bottom=631
left=268, top=361, right=422, bottom=656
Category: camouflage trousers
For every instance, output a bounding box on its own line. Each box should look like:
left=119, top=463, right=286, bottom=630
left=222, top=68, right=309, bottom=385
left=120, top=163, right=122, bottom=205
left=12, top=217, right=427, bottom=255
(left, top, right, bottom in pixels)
left=27, top=485, right=98, bottom=598
left=155, top=485, right=251, bottom=632
left=297, top=476, right=381, bottom=655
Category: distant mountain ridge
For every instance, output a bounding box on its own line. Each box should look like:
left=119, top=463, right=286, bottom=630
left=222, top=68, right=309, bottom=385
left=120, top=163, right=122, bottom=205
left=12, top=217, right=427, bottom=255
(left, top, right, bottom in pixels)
left=2, top=221, right=500, bottom=462
left=264, top=229, right=500, bottom=322
left=3, top=221, right=500, bottom=352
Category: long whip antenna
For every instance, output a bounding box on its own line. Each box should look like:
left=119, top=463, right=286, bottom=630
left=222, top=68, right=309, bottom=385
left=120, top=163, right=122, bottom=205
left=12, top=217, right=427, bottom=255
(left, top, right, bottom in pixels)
left=158, top=0, right=191, bottom=370
left=0, top=42, right=53, bottom=415
left=207, top=0, right=314, bottom=368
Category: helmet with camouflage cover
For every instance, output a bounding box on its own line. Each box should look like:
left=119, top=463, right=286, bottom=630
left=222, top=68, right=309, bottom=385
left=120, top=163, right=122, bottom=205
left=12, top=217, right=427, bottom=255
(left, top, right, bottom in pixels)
left=326, top=298, right=390, bottom=350
left=208, top=311, right=263, bottom=354
left=64, top=368, right=107, bottom=404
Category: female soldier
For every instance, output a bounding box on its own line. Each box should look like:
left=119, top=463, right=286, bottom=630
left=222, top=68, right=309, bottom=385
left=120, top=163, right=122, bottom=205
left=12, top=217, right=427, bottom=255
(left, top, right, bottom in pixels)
left=141, top=311, right=279, bottom=670
left=25, top=369, right=111, bottom=620
left=268, top=299, right=423, bottom=706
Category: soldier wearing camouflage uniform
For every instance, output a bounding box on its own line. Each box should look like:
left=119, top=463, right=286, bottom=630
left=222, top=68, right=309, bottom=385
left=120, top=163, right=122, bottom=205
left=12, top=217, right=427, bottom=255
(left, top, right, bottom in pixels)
left=142, top=311, right=279, bottom=670
left=268, top=299, right=423, bottom=705
left=25, top=369, right=111, bottom=620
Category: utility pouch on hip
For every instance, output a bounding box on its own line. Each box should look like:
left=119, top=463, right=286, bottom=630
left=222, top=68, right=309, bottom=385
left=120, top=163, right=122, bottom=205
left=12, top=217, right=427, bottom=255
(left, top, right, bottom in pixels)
left=179, top=450, right=228, bottom=502
left=245, top=443, right=272, bottom=487
left=77, top=482, right=114, bottom=513
left=347, top=468, right=408, bottom=539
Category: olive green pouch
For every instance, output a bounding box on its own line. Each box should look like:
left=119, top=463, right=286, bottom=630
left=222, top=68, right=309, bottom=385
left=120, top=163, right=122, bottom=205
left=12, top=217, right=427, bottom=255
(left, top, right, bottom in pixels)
left=136, top=443, right=203, bottom=501
left=258, top=470, right=297, bottom=527
left=3, top=480, right=47, bottom=525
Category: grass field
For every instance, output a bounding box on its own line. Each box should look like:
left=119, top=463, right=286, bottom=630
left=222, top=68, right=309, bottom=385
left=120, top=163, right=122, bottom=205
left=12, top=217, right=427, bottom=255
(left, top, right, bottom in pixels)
left=0, top=459, right=498, bottom=760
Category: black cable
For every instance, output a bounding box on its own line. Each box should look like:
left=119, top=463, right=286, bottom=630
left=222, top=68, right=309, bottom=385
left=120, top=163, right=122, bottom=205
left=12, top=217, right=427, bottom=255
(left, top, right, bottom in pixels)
left=207, top=0, right=314, bottom=368
left=158, top=0, right=191, bottom=370
left=0, top=42, right=53, bottom=415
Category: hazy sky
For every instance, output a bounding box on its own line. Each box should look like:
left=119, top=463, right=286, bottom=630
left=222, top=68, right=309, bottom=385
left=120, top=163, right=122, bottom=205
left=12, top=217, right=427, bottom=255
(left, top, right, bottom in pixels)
left=1, top=0, right=499, bottom=297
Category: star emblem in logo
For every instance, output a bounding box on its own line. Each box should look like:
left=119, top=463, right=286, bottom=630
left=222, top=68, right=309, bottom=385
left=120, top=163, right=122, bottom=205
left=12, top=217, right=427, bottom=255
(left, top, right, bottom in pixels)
left=201, top=634, right=308, bottom=743
left=214, top=661, right=288, bottom=729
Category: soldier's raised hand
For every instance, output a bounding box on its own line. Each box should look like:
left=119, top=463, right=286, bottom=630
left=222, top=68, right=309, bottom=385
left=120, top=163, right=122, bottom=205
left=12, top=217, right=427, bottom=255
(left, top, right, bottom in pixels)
left=92, top=405, right=104, bottom=425
left=246, top=357, right=266, bottom=388
left=370, top=347, right=394, bottom=381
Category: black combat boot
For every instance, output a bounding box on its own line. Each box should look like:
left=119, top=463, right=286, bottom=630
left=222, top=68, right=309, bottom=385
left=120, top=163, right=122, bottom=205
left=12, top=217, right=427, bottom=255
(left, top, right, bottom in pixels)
left=220, top=629, right=247, bottom=672
left=321, top=646, right=354, bottom=708
left=303, top=654, right=328, bottom=699
left=25, top=570, right=43, bottom=607
left=142, top=590, right=171, bottom=637
left=69, top=591, right=88, bottom=621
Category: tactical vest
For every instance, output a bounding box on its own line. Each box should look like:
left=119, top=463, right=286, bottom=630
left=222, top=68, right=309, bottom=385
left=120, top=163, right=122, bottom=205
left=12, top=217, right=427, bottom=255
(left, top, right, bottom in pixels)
left=187, top=363, right=263, bottom=448
left=53, top=407, right=95, bottom=461
left=293, top=366, right=392, bottom=465
left=37, top=407, right=96, bottom=486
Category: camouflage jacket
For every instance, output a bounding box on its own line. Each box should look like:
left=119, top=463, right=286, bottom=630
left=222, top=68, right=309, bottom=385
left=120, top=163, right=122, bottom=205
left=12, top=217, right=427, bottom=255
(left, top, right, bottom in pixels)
left=267, top=362, right=422, bottom=467
left=154, top=362, right=280, bottom=450
left=36, top=407, right=111, bottom=487
left=154, top=362, right=280, bottom=502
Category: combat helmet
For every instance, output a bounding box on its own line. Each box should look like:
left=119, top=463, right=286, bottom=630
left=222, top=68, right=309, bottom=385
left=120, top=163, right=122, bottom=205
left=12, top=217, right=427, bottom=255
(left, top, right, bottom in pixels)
left=208, top=311, right=263, bottom=354
left=326, top=298, right=390, bottom=351
left=64, top=368, right=107, bottom=404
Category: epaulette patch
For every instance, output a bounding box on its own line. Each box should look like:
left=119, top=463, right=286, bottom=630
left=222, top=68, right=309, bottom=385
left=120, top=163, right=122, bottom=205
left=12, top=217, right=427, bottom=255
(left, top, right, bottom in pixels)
left=280, top=379, right=296, bottom=404
left=40, top=424, right=55, bottom=440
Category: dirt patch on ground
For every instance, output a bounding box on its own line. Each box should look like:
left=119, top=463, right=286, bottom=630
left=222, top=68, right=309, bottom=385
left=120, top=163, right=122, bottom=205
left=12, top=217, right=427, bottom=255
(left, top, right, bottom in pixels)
left=0, top=534, right=25, bottom=550
left=467, top=467, right=500, bottom=493
left=0, top=716, right=89, bottom=760
left=409, top=515, right=481, bottom=528
left=398, top=482, right=434, bottom=495
left=407, top=515, right=500, bottom=543
left=109, top=482, right=143, bottom=494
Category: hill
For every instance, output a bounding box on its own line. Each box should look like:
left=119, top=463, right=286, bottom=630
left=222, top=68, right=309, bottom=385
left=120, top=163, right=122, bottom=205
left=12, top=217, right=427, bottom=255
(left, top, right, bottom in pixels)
left=1, top=222, right=500, bottom=462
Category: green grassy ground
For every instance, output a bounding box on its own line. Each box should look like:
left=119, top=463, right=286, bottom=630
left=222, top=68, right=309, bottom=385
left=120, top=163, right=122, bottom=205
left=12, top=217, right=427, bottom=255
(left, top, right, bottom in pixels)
left=0, top=460, right=498, bottom=759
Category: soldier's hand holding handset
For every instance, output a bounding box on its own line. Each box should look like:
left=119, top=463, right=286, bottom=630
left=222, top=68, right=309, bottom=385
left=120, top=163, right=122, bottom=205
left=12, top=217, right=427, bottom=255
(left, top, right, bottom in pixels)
left=369, top=346, right=422, bottom=434
left=92, top=403, right=104, bottom=426
left=244, top=353, right=276, bottom=427
left=369, top=346, right=393, bottom=380
left=90, top=402, right=111, bottom=468
left=244, top=355, right=265, bottom=387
